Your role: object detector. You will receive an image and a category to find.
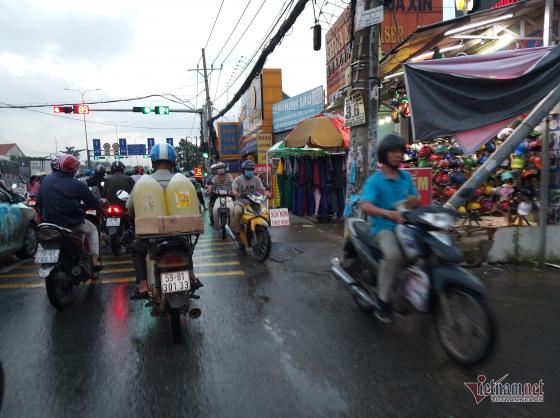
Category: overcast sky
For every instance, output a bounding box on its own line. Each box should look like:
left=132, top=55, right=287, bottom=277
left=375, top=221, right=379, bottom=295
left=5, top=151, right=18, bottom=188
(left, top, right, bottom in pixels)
left=0, top=0, right=341, bottom=164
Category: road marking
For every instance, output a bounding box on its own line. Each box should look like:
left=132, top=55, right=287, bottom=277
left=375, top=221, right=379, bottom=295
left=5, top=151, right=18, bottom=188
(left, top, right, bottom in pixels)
left=99, top=252, right=238, bottom=265
left=0, top=282, right=44, bottom=289
left=0, top=259, right=32, bottom=274
left=195, top=242, right=235, bottom=248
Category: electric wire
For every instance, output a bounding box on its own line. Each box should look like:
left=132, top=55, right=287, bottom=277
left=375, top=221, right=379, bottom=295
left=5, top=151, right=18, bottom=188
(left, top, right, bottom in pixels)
left=204, top=0, right=226, bottom=49
left=210, top=0, right=253, bottom=67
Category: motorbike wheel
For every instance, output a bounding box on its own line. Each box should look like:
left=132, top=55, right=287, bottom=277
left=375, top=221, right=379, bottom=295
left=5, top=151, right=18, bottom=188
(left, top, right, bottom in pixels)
left=110, top=235, right=121, bottom=257
left=45, top=268, right=73, bottom=309
left=169, top=308, right=182, bottom=343
left=16, top=224, right=38, bottom=259
left=435, top=286, right=497, bottom=366
left=220, top=213, right=227, bottom=241
left=252, top=225, right=271, bottom=262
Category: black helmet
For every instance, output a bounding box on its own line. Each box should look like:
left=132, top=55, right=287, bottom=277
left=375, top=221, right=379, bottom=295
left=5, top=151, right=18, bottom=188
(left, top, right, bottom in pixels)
left=377, top=134, right=406, bottom=166
left=111, top=160, right=126, bottom=173
left=95, top=165, right=106, bottom=176
left=50, top=155, right=59, bottom=171
left=241, top=160, right=256, bottom=171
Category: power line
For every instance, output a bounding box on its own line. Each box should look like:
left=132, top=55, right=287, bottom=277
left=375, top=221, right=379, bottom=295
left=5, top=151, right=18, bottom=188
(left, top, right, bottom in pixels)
left=211, top=0, right=253, bottom=67
left=204, top=0, right=226, bottom=49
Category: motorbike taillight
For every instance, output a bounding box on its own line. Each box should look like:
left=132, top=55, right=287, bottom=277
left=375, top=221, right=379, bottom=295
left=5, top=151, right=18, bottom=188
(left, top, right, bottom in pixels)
left=158, top=254, right=188, bottom=269
left=107, top=205, right=122, bottom=215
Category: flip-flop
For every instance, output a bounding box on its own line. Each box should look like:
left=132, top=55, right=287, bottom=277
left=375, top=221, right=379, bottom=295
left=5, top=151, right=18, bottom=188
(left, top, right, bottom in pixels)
left=129, top=291, right=149, bottom=300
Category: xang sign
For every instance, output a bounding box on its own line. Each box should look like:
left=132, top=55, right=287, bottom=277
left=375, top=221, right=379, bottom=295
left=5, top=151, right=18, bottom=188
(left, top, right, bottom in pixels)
left=272, top=86, right=324, bottom=133
left=381, top=0, right=443, bottom=53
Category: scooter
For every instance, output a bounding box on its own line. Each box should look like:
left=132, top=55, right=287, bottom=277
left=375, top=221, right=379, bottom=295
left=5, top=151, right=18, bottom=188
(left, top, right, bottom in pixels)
left=214, top=188, right=233, bottom=240
left=225, top=194, right=271, bottom=262
left=331, top=205, right=497, bottom=366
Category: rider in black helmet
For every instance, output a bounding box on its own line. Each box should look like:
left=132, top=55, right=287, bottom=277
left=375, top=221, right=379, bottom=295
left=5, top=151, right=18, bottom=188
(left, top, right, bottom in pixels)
left=360, top=134, right=419, bottom=323
left=104, top=160, right=135, bottom=205
left=86, top=164, right=106, bottom=198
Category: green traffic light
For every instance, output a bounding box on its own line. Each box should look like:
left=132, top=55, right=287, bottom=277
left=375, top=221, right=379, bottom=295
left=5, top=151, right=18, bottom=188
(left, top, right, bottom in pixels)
left=155, top=106, right=170, bottom=115
left=202, top=152, right=209, bottom=158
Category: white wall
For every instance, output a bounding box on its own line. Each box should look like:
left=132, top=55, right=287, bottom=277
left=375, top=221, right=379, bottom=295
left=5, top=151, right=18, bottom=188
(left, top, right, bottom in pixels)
left=487, top=226, right=560, bottom=262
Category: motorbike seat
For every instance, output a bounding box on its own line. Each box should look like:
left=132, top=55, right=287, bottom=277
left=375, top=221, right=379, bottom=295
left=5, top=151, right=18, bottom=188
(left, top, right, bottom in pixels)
left=37, top=223, right=83, bottom=247
left=353, top=221, right=383, bottom=260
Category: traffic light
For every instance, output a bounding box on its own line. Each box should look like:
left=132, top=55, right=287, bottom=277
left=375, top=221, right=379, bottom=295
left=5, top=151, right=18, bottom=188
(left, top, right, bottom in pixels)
left=133, top=106, right=153, bottom=114
left=53, top=106, right=73, bottom=114
left=155, top=106, right=170, bottom=115
left=200, top=142, right=209, bottom=159
left=73, top=104, right=90, bottom=114
left=202, top=152, right=209, bottom=159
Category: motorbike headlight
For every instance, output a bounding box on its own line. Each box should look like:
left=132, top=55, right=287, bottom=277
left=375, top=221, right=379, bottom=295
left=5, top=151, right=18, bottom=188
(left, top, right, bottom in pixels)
left=419, top=212, right=454, bottom=230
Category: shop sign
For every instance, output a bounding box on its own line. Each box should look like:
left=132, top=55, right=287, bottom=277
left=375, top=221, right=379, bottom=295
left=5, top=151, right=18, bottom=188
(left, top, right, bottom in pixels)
left=240, top=75, right=263, bottom=136
left=355, top=1, right=384, bottom=31
left=270, top=208, right=290, bottom=226
left=344, top=92, right=366, bottom=127
left=224, top=159, right=241, bottom=173
left=405, top=168, right=432, bottom=206
left=272, top=86, right=324, bottom=133
left=326, top=5, right=353, bottom=103
left=194, top=167, right=203, bottom=179
left=218, top=122, right=241, bottom=159
left=257, top=133, right=273, bottom=164
left=255, top=164, right=272, bottom=175
left=381, top=0, right=444, bottom=54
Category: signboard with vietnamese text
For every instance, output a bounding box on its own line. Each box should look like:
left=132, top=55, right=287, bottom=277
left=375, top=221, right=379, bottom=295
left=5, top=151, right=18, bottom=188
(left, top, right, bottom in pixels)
left=380, top=0, right=443, bottom=54
left=272, top=86, right=324, bottom=133
left=355, top=1, right=384, bottom=31
left=344, top=92, right=366, bottom=127
left=326, top=5, right=353, bottom=103
left=257, top=133, right=273, bottom=164
left=405, top=168, right=432, bottom=207
left=270, top=208, right=290, bottom=226
left=255, top=164, right=272, bottom=175
left=217, top=122, right=241, bottom=159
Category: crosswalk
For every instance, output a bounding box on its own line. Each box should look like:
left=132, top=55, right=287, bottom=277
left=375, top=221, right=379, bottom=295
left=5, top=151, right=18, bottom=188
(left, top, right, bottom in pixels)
left=0, top=233, right=244, bottom=290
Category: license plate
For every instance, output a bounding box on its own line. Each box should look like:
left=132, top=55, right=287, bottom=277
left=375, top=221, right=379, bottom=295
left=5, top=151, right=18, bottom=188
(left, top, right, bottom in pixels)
left=106, top=217, right=121, bottom=227
left=35, top=249, right=60, bottom=264
left=86, top=209, right=97, bottom=215
left=161, top=270, right=191, bottom=294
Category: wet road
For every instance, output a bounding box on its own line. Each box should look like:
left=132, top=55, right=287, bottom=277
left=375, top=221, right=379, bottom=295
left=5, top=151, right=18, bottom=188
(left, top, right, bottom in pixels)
left=0, top=215, right=558, bottom=417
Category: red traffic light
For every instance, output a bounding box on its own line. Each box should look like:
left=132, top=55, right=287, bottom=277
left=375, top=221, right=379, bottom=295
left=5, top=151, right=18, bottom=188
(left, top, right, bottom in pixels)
left=73, top=104, right=90, bottom=114
left=53, top=106, right=73, bottom=114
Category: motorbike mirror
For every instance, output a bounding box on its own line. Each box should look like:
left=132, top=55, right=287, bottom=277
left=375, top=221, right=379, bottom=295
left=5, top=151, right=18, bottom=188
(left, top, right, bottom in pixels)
left=116, top=190, right=130, bottom=202
left=101, top=182, right=105, bottom=188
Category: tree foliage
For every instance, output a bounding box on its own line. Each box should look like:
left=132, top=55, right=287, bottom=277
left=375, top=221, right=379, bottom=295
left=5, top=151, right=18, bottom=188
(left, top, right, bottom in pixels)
left=175, top=138, right=201, bottom=172
left=64, top=146, right=81, bottom=159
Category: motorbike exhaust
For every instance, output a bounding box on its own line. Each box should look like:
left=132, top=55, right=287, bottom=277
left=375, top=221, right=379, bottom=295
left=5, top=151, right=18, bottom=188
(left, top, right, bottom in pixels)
left=188, top=300, right=202, bottom=319
left=331, top=258, right=377, bottom=310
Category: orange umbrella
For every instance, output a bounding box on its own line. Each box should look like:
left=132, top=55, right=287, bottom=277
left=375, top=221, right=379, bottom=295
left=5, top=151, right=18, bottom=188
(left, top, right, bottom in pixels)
left=284, top=113, right=349, bottom=148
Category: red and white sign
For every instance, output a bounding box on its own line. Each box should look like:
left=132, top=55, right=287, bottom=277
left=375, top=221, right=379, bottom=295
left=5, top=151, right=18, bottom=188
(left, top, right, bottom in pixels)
left=405, top=168, right=432, bottom=207
left=269, top=208, right=290, bottom=226
left=194, top=167, right=203, bottom=179
left=255, top=164, right=272, bottom=175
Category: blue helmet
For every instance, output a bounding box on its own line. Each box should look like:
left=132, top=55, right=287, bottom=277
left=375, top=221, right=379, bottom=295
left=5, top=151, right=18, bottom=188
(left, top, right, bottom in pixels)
left=150, top=143, right=176, bottom=163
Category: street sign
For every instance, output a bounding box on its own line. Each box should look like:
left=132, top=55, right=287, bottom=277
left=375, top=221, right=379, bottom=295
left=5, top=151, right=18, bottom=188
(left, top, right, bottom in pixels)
left=269, top=208, right=290, bottom=226
left=147, top=138, right=155, bottom=153
left=93, top=139, right=101, bottom=157
left=127, top=144, right=147, bottom=155
left=344, top=92, right=366, bottom=127
left=104, top=149, right=110, bottom=156
left=166, top=138, right=174, bottom=147
left=103, top=142, right=111, bottom=151
left=355, top=2, right=384, bottom=31
left=112, top=143, right=119, bottom=151
left=119, top=138, right=127, bottom=155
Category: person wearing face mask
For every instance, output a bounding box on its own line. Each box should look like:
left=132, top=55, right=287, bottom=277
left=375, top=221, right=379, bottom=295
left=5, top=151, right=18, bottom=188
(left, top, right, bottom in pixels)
left=231, top=160, right=265, bottom=239
left=208, top=162, right=233, bottom=227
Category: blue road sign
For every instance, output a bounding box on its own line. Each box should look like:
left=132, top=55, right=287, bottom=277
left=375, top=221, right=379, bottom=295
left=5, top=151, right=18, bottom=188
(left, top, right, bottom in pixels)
left=127, top=144, right=146, bottom=156
left=147, top=138, right=155, bottom=153
left=166, top=138, right=174, bottom=147
left=119, top=138, right=128, bottom=155
left=92, top=139, right=101, bottom=157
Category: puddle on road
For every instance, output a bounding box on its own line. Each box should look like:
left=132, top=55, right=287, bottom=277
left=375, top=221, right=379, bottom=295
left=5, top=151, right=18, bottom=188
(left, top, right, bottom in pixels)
left=263, top=318, right=348, bottom=416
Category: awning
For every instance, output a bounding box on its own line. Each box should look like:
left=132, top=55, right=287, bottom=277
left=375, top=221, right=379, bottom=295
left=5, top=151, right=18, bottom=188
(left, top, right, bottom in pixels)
left=284, top=113, right=349, bottom=148
left=239, top=137, right=257, bottom=156
left=267, top=142, right=329, bottom=157
left=380, top=0, right=550, bottom=78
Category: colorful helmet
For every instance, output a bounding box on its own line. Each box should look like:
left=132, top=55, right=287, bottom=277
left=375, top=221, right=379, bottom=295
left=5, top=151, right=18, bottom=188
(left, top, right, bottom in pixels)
left=241, top=160, right=256, bottom=171
left=519, top=186, right=536, bottom=198
left=419, top=145, right=432, bottom=158
left=449, top=145, right=462, bottom=156
left=517, top=201, right=533, bottom=216
left=510, top=155, right=525, bottom=169
left=56, top=154, right=80, bottom=173
left=473, top=188, right=483, bottom=198
left=439, top=159, right=450, bottom=169
left=464, top=157, right=476, bottom=168
left=111, top=160, right=125, bottom=172
left=500, top=171, right=514, bottom=182
left=434, top=145, right=448, bottom=155
left=497, top=200, right=511, bottom=213
left=529, top=155, right=542, bottom=169
left=428, top=154, right=440, bottom=162
left=432, top=186, right=440, bottom=198
left=150, top=143, right=176, bottom=163
left=529, top=139, right=542, bottom=150
left=418, top=159, right=432, bottom=168
left=483, top=185, right=495, bottom=195
left=499, top=184, right=515, bottom=198
left=95, top=165, right=106, bottom=176
left=443, top=186, right=457, bottom=198
left=480, top=198, right=494, bottom=213
left=457, top=206, right=467, bottom=215
left=514, top=142, right=530, bottom=156
left=478, top=155, right=488, bottom=164
left=485, top=142, right=496, bottom=153
left=497, top=127, right=514, bottom=140
left=435, top=172, right=449, bottom=185
left=521, top=168, right=538, bottom=179
left=449, top=171, right=465, bottom=185
left=467, top=201, right=482, bottom=211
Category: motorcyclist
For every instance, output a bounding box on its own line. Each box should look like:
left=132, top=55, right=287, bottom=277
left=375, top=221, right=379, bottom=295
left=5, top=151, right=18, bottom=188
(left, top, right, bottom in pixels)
left=231, top=160, right=266, bottom=239
left=37, top=154, right=103, bottom=271
left=127, top=143, right=201, bottom=299
left=104, top=160, right=135, bottom=205
left=208, top=162, right=234, bottom=228
left=360, top=134, right=419, bottom=323
left=187, top=170, right=205, bottom=210
left=86, top=165, right=106, bottom=199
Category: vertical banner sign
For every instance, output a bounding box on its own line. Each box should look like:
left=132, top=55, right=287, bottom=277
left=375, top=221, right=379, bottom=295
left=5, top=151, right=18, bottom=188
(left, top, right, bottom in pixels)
left=405, top=168, right=432, bottom=206
left=325, top=5, right=353, bottom=103
left=166, top=138, right=174, bottom=147
left=257, top=133, right=273, bottom=164
left=92, top=139, right=101, bottom=157
left=119, top=138, right=127, bottom=156
left=217, top=122, right=241, bottom=159
left=549, top=116, right=560, bottom=224
left=147, top=138, right=155, bottom=154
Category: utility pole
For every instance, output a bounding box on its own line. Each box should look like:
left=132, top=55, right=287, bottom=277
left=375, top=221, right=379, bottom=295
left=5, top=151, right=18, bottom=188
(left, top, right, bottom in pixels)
left=345, top=0, right=381, bottom=216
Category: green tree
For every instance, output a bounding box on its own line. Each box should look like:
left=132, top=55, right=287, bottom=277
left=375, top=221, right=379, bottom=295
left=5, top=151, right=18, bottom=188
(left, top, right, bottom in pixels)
left=64, top=146, right=81, bottom=159
left=175, top=138, right=201, bottom=172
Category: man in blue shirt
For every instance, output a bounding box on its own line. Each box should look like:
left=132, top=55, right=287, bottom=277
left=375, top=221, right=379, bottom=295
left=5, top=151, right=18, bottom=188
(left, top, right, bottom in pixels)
left=360, top=134, right=419, bottom=322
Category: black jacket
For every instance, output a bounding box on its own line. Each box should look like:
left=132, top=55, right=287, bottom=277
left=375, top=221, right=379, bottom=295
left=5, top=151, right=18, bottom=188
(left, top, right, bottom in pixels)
left=103, top=173, right=135, bottom=205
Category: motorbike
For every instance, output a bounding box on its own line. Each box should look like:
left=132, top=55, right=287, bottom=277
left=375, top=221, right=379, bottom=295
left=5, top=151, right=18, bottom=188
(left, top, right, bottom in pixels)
left=102, top=195, right=132, bottom=256
left=331, top=205, right=497, bottom=366
left=215, top=188, right=233, bottom=240
left=225, top=194, right=271, bottom=262
left=36, top=221, right=99, bottom=309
